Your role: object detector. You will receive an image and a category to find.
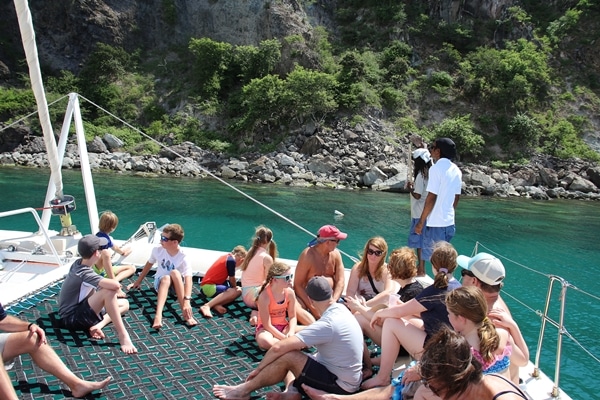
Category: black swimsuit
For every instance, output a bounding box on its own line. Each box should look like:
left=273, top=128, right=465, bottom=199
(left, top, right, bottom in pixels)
left=489, top=374, right=528, bottom=399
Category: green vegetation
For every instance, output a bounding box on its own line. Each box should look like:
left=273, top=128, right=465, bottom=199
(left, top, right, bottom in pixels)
left=2, top=1, right=600, bottom=162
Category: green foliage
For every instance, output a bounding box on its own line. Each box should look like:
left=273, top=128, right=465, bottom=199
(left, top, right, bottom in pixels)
left=82, top=122, right=142, bottom=148
left=542, top=117, right=600, bottom=160
left=45, top=71, right=80, bottom=95
left=547, top=8, right=582, bottom=45
left=380, top=41, right=412, bottom=84
left=432, top=115, right=485, bottom=160
left=237, top=74, right=286, bottom=132
left=0, top=87, right=35, bottom=120
left=233, top=39, right=281, bottom=84
left=460, top=39, right=552, bottom=111
left=506, top=112, right=541, bottom=155
left=281, top=66, right=338, bottom=123
left=188, top=38, right=233, bottom=98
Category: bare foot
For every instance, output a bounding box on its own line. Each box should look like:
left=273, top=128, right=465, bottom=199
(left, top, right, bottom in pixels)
left=120, top=339, right=138, bottom=354
left=199, top=305, right=213, bottom=318
left=70, top=376, right=112, bottom=398
left=361, top=374, right=390, bottom=390
left=89, top=326, right=105, bottom=340
left=186, top=317, right=198, bottom=327
left=214, top=305, right=227, bottom=314
left=117, top=289, right=128, bottom=298
left=212, top=384, right=250, bottom=400
left=249, top=310, right=258, bottom=327
left=301, top=384, right=340, bottom=400
left=266, top=390, right=302, bottom=400
left=152, top=317, right=163, bottom=330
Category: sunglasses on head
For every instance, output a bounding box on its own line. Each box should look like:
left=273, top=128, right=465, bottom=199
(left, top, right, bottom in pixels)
left=274, top=274, right=293, bottom=282
left=367, top=248, right=384, bottom=256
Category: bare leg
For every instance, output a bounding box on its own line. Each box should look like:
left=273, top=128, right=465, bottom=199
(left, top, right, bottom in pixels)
left=200, top=287, right=241, bottom=318
left=87, top=288, right=137, bottom=354
left=213, top=351, right=307, bottom=399
left=154, top=275, right=171, bottom=329
left=0, top=358, right=18, bottom=400
left=295, top=302, right=316, bottom=325
left=416, top=248, right=425, bottom=277
left=362, top=318, right=425, bottom=389
left=2, top=332, right=111, bottom=397
left=302, top=383, right=394, bottom=400
left=170, top=271, right=198, bottom=326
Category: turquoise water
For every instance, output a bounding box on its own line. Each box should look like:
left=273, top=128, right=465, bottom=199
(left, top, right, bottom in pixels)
left=1, top=166, right=599, bottom=399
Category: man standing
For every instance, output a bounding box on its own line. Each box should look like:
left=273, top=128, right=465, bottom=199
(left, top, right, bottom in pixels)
left=415, top=137, right=462, bottom=264
left=213, top=276, right=363, bottom=400
left=294, top=225, right=347, bottom=320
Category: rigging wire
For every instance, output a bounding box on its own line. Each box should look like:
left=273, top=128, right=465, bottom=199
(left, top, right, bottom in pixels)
left=2, top=93, right=359, bottom=263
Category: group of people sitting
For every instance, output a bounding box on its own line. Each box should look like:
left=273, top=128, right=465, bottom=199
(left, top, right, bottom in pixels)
left=0, top=213, right=529, bottom=400
left=205, top=224, right=529, bottom=400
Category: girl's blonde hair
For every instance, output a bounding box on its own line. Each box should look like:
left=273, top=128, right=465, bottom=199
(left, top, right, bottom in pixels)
left=387, top=247, right=417, bottom=280
left=257, top=261, right=291, bottom=298
left=430, top=241, right=457, bottom=289
left=240, top=225, right=277, bottom=271
left=445, top=286, right=500, bottom=363
left=355, top=237, right=388, bottom=281
left=98, top=210, right=119, bottom=233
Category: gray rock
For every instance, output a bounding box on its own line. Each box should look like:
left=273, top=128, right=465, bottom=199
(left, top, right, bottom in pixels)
left=87, top=137, right=108, bottom=153
left=220, top=166, right=236, bottom=179
left=569, top=176, right=597, bottom=193
left=362, top=166, right=388, bottom=186
left=103, top=134, right=124, bottom=150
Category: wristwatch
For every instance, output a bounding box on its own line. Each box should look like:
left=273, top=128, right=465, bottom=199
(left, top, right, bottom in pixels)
left=184, top=296, right=191, bottom=300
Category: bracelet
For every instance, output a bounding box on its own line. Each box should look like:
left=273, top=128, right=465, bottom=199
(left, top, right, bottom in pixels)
left=27, top=322, right=34, bottom=330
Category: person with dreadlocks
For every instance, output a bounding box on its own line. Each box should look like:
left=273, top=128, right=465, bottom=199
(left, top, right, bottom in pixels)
left=240, top=225, right=277, bottom=326
left=406, top=149, right=432, bottom=276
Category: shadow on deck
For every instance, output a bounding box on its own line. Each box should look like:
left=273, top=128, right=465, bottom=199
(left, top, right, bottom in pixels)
left=6, top=275, right=283, bottom=399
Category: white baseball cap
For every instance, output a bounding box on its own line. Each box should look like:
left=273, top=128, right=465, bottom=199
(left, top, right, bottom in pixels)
left=457, top=252, right=505, bottom=286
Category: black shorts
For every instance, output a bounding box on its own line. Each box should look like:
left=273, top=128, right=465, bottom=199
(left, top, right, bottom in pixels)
left=62, top=299, right=103, bottom=330
left=293, top=357, right=353, bottom=396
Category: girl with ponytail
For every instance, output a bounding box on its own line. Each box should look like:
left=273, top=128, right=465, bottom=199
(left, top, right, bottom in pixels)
left=240, top=225, right=278, bottom=325
left=254, top=261, right=299, bottom=350
left=446, top=286, right=512, bottom=376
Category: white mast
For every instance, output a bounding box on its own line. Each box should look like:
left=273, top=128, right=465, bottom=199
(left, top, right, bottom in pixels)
left=13, top=0, right=64, bottom=230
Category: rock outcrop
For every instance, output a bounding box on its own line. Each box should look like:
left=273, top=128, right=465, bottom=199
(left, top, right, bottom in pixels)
left=2, top=119, right=599, bottom=201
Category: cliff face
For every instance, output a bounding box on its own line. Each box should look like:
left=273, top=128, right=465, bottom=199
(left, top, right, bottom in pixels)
left=1, top=0, right=514, bottom=74
left=1, top=0, right=324, bottom=73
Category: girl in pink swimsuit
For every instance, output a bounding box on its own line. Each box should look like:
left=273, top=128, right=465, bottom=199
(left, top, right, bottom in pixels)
left=255, top=261, right=300, bottom=350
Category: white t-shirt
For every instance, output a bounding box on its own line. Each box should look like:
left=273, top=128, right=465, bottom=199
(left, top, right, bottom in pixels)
left=149, top=246, right=191, bottom=280
left=410, top=172, right=427, bottom=219
left=425, top=158, right=462, bottom=227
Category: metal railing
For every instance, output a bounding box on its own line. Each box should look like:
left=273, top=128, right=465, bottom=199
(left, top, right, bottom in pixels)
left=533, top=275, right=568, bottom=398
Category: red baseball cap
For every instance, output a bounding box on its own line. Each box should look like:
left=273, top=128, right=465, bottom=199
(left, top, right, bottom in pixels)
left=317, top=225, right=348, bottom=240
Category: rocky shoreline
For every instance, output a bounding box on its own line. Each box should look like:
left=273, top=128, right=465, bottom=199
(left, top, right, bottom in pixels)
left=2, top=118, right=600, bottom=201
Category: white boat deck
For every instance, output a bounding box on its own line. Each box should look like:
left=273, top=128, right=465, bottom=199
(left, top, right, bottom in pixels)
left=0, top=228, right=574, bottom=399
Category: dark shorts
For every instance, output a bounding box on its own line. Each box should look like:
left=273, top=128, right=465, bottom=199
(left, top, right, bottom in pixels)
left=293, top=357, right=353, bottom=396
left=62, top=299, right=103, bottom=330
